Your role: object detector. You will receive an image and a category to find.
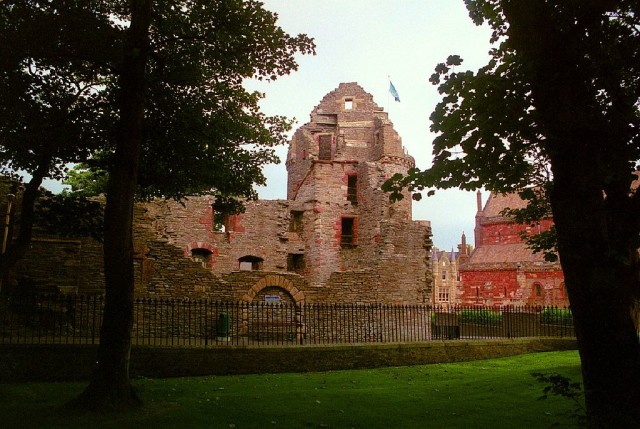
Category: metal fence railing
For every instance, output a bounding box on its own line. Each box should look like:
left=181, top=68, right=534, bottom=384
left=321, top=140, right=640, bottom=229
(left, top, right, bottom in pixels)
left=0, top=293, right=576, bottom=346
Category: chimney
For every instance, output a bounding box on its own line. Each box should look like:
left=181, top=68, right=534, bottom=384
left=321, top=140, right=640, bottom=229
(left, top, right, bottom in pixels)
left=474, top=191, right=483, bottom=247
left=458, top=232, right=469, bottom=264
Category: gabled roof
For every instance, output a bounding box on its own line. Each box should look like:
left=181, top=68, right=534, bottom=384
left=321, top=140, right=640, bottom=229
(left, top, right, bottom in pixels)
left=466, top=242, right=548, bottom=265
left=481, top=192, right=529, bottom=218
left=312, top=82, right=383, bottom=116
left=432, top=249, right=460, bottom=262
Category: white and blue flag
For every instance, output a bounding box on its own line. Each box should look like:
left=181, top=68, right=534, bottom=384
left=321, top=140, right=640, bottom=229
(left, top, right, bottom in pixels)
left=389, top=80, right=400, bottom=102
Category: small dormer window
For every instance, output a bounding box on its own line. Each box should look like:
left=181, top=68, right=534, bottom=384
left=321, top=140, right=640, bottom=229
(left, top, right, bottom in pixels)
left=344, top=98, right=353, bottom=110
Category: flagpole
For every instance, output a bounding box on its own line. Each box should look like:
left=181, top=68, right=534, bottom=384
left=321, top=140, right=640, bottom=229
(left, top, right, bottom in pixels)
left=387, top=75, right=390, bottom=109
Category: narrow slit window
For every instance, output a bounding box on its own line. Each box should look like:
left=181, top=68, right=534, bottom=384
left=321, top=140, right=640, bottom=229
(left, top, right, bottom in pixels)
left=535, top=283, right=542, bottom=297
left=347, top=175, right=357, bottom=204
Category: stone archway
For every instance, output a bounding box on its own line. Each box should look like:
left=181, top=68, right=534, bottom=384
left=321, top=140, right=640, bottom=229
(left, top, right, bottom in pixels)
left=242, top=274, right=305, bottom=305
left=241, top=274, right=306, bottom=343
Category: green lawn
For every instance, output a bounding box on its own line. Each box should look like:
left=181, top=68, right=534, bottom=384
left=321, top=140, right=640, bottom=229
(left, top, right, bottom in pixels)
left=1, top=350, right=583, bottom=429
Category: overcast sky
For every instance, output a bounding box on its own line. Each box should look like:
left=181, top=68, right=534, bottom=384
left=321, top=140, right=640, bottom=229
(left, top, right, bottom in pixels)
left=247, top=0, right=494, bottom=251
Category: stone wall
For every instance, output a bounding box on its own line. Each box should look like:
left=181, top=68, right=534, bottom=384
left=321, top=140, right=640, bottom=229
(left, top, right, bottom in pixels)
left=12, top=236, right=104, bottom=294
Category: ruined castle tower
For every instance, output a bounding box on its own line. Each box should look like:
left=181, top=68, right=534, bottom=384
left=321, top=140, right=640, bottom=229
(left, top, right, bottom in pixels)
left=284, top=83, right=432, bottom=302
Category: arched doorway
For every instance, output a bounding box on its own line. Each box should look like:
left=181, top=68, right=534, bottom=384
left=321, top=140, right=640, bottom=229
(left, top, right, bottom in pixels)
left=242, top=274, right=306, bottom=343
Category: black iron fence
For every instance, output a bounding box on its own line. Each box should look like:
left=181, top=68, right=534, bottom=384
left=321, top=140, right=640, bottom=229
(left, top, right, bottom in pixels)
left=0, top=294, right=575, bottom=346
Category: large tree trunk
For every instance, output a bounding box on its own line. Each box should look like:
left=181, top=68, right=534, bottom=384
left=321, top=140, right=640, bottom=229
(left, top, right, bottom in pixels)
left=67, top=0, right=151, bottom=412
left=550, top=149, right=640, bottom=428
left=503, top=1, right=640, bottom=427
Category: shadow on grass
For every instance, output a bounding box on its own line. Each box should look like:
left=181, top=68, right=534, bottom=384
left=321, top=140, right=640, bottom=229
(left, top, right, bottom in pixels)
left=1, top=351, right=582, bottom=429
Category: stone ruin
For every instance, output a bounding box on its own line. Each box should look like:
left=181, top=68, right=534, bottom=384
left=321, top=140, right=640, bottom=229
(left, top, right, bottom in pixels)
left=6, top=83, right=434, bottom=306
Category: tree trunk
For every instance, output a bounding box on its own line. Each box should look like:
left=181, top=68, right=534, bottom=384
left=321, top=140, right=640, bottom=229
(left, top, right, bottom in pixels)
left=0, top=151, right=53, bottom=293
left=550, top=151, right=640, bottom=428
left=502, top=1, right=640, bottom=427
left=67, top=0, right=151, bottom=412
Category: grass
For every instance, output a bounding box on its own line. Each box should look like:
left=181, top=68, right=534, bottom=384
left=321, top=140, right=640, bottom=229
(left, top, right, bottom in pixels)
left=1, top=351, right=582, bottom=429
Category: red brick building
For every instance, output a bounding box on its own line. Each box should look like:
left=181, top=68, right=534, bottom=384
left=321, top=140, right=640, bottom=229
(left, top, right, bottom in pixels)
left=459, top=191, right=568, bottom=307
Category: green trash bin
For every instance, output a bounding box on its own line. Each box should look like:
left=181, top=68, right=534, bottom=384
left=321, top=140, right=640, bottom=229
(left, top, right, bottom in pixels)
left=216, top=312, right=230, bottom=337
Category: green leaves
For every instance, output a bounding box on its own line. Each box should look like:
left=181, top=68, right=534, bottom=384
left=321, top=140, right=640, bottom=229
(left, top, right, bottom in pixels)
left=2, top=1, right=315, bottom=206
left=130, top=1, right=315, bottom=201
left=532, top=372, right=586, bottom=425
left=36, top=193, right=104, bottom=242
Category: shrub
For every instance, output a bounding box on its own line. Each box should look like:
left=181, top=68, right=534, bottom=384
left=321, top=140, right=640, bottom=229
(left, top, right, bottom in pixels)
left=459, top=308, right=503, bottom=325
left=540, top=308, right=573, bottom=325
left=532, top=372, right=586, bottom=426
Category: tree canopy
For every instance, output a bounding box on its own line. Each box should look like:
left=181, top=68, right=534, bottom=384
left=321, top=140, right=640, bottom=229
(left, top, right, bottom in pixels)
left=1, top=0, right=315, bottom=412
left=385, top=1, right=640, bottom=427
left=1, top=0, right=314, bottom=202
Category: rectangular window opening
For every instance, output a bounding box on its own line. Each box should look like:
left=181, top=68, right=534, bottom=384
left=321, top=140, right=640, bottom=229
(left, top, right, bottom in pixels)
left=239, top=261, right=253, bottom=271
left=287, top=254, right=305, bottom=272
left=347, top=175, right=358, bottom=204
left=344, top=98, right=353, bottom=110
left=341, top=217, right=356, bottom=248
left=289, top=210, right=304, bottom=233
left=212, top=208, right=227, bottom=232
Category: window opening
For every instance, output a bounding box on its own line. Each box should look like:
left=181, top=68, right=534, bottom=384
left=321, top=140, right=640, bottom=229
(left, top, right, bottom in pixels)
left=289, top=210, right=304, bottom=233
left=344, top=98, right=353, bottom=110
left=534, top=283, right=542, bottom=297
left=438, top=288, right=449, bottom=302
left=347, top=174, right=358, bottom=204
left=238, top=255, right=263, bottom=271
left=287, top=253, right=305, bottom=272
left=442, top=271, right=446, bottom=280
left=341, top=217, right=356, bottom=247
left=212, top=197, right=234, bottom=232
left=212, top=208, right=227, bottom=232
left=191, top=248, right=212, bottom=268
